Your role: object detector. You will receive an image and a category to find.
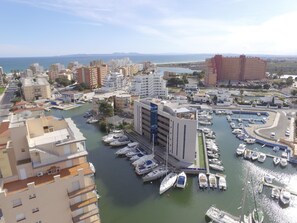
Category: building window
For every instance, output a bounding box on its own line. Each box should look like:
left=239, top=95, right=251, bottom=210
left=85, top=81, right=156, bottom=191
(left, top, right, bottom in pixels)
left=16, top=213, right=25, bottom=222
left=29, top=194, right=36, bottom=199
left=12, top=198, right=22, bottom=208
left=21, top=148, right=25, bottom=152
left=32, top=208, right=39, bottom=213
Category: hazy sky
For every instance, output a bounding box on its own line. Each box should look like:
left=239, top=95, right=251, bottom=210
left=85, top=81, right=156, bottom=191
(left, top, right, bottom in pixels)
left=1, top=0, right=297, bottom=57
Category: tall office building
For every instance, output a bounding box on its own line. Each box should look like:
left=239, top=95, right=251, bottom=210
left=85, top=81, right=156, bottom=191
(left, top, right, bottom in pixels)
left=204, top=55, right=266, bottom=86
left=0, top=115, right=100, bottom=223
left=134, top=98, right=198, bottom=167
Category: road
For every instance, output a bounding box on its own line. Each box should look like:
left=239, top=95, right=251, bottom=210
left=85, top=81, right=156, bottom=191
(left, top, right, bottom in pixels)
left=0, top=82, right=17, bottom=122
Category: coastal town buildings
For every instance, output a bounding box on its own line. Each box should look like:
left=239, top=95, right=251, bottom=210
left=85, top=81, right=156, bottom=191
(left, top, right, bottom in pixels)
left=130, top=72, right=168, bottom=98
left=48, top=63, right=66, bottom=81
left=21, top=77, right=51, bottom=101
left=101, top=72, right=127, bottom=91
left=0, top=114, right=100, bottom=223
left=0, top=66, right=4, bottom=85
left=204, top=55, right=266, bottom=86
left=133, top=98, right=198, bottom=167
left=96, top=64, right=108, bottom=88
left=29, top=63, right=44, bottom=75
left=76, top=67, right=98, bottom=89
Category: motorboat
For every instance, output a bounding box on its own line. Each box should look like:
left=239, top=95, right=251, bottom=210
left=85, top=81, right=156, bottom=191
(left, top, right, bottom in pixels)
left=252, top=209, right=264, bottom=223
left=232, top=129, right=243, bottom=134
left=257, top=153, right=266, bottom=163
left=209, top=174, right=217, bottom=189
left=159, top=172, right=178, bottom=195
left=130, top=153, right=145, bottom=162
left=244, top=150, right=252, bottom=159
left=280, top=158, right=288, bottom=167
left=230, top=122, right=236, bottom=129
left=202, top=128, right=211, bottom=134
left=209, top=158, right=222, bottom=165
left=272, top=146, right=280, bottom=152
left=236, top=143, right=246, bottom=156
left=205, top=206, right=240, bottom=223
left=219, top=176, right=227, bottom=190
left=103, top=133, right=124, bottom=144
left=86, top=117, right=99, bottom=124
left=175, top=171, right=187, bottom=189
left=132, top=154, right=154, bottom=167
left=199, top=120, right=212, bottom=125
left=142, top=165, right=168, bottom=182
left=135, top=159, right=158, bottom=175
left=226, top=115, right=232, bottom=122
left=264, top=174, right=274, bottom=184
left=271, top=188, right=280, bottom=200
left=251, top=151, right=259, bottom=161
left=208, top=153, right=220, bottom=159
left=209, top=164, right=224, bottom=172
left=115, top=142, right=139, bottom=156
left=89, top=162, right=96, bottom=174
left=281, top=152, right=288, bottom=158
left=110, top=136, right=130, bottom=147
left=279, top=189, right=291, bottom=207
left=273, top=157, right=280, bottom=165
left=198, top=173, right=208, bottom=188
left=244, top=138, right=256, bottom=144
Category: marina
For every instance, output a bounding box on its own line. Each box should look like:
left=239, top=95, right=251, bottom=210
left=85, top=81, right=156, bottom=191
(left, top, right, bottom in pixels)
left=47, top=104, right=297, bottom=223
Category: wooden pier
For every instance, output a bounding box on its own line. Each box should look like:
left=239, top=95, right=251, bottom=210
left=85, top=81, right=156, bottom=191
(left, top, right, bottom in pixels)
left=262, top=181, right=297, bottom=196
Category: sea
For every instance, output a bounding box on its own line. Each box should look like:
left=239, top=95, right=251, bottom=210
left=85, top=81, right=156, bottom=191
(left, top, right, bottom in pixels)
left=46, top=104, right=296, bottom=223
left=0, top=54, right=211, bottom=73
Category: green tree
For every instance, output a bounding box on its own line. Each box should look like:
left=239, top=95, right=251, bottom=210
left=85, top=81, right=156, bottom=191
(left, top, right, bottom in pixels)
left=263, top=83, right=270, bottom=89
left=291, top=89, right=297, bottom=96
left=99, top=101, right=114, bottom=118
left=55, top=77, right=71, bottom=87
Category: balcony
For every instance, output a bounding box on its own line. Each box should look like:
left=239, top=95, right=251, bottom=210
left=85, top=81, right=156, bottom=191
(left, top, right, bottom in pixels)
left=70, top=194, right=98, bottom=212
left=72, top=208, right=99, bottom=223
left=68, top=185, right=96, bottom=199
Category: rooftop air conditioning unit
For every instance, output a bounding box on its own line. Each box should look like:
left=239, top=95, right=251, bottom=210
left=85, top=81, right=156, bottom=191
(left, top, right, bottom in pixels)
left=37, top=172, right=43, bottom=177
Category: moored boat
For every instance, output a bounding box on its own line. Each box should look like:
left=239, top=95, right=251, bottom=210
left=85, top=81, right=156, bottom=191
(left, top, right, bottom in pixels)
left=273, top=157, right=280, bottom=165
left=115, top=142, right=139, bottom=156
left=89, top=162, right=96, bottom=174
left=271, top=188, right=280, bottom=200
left=103, top=133, right=125, bottom=144
left=218, top=176, right=227, bottom=190
left=244, top=149, right=252, bottom=159
left=142, top=165, right=168, bottom=182
left=135, top=159, right=158, bottom=175
left=236, top=143, right=246, bottom=156
left=280, top=158, right=288, bottom=167
left=159, top=172, right=177, bottom=195
left=244, top=138, right=256, bottom=144
left=110, top=136, right=130, bottom=147
left=130, top=153, right=145, bottom=162
left=279, top=189, right=291, bottom=207
left=251, top=151, right=259, bottom=161
left=198, top=173, right=208, bottom=188
left=209, top=164, right=224, bottom=172
left=252, top=208, right=264, bottom=223
left=205, top=206, right=240, bottom=223
left=175, top=171, right=187, bottom=189
left=132, top=154, right=154, bottom=167
left=209, top=174, right=217, bottom=189
left=209, top=158, right=222, bottom=165
left=257, top=153, right=266, bottom=163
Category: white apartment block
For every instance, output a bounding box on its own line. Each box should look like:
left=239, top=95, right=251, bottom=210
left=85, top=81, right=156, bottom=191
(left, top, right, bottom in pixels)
left=29, top=63, right=44, bottom=74
left=134, top=98, right=197, bottom=167
left=22, top=77, right=51, bottom=101
left=101, top=72, right=127, bottom=91
left=130, top=72, right=168, bottom=98
left=0, top=114, right=100, bottom=223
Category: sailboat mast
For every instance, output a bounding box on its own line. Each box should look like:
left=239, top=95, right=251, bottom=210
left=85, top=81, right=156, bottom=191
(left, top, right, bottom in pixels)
left=251, top=178, right=259, bottom=222
left=239, top=169, right=250, bottom=222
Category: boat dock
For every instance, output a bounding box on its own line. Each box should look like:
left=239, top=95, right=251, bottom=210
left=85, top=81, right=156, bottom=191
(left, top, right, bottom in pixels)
left=262, top=181, right=297, bottom=196
left=202, top=132, right=210, bottom=174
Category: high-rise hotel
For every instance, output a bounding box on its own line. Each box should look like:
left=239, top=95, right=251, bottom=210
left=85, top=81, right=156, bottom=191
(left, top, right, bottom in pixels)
left=204, top=54, right=266, bottom=86
left=0, top=114, right=100, bottom=223
left=134, top=98, right=198, bottom=167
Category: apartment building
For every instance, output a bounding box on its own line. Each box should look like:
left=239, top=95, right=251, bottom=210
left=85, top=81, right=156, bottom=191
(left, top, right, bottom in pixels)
left=0, top=66, right=4, bottom=85
left=134, top=99, right=198, bottom=167
left=130, top=72, right=168, bottom=98
left=101, top=72, right=126, bottom=91
left=76, top=67, right=98, bottom=89
left=204, top=55, right=266, bottom=86
left=22, top=77, right=51, bottom=101
left=29, top=63, right=44, bottom=75
left=48, top=63, right=66, bottom=81
left=0, top=114, right=100, bottom=223
left=96, top=64, right=108, bottom=88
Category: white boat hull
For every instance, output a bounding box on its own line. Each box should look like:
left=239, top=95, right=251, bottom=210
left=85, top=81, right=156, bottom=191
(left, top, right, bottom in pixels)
left=159, top=173, right=177, bottom=194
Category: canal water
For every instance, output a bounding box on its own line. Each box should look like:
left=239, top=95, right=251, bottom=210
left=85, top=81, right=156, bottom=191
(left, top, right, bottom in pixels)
left=48, top=104, right=297, bottom=223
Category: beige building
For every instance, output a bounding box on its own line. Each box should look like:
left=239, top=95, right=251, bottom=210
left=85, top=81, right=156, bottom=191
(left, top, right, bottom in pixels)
left=0, top=115, right=100, bottom=223
left=115, top=94, right=131, bottom=110
left=22, top=77, right=51, bottom=101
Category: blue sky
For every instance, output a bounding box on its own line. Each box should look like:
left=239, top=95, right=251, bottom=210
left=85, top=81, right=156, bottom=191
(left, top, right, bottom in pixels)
left=1, top=0, right=297, bottom=56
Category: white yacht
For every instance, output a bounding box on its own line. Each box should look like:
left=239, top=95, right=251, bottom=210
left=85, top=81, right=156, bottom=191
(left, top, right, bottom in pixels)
left=175, top=171, right=187, bottom=189
left=244, top=138, right=256, bottom=144
left=244, top=150, right=252, bottom=159
left=271, top=188, right=280, bottom=200
left=251, top=151, right=259, bottom=161
left=209, top=164, right=224, bottom=172
left=110, top=136, right=130, bottom=147
left=130, top=153, right=145, bottom=162
left=86, top=117, right=99, bottom=124
left=89, top=162, right=96, bottom=174
left=257, top=153, right=266, bottom=163
left=209, top=158, right=222, bottom=165
left=142, top=165, right=168, bottom=182
left=273, top=157, right=280, bottom=165
left=209, top=174, right=217, bottom=189
left=159, top=172, right=177, bottom=195
left=252, top=209, right=264, bottom=223
left=232, top=128, right=243, bottom=134
left=279, top=189, right=291, bottom=207
left=132, top=154, right=154, bottom=167
left=115, top=142, right=139, bottom=156
left=230, top=122, right=236, bottom=129
left=205, top=206, right=240, bottom=223
left=103, top=133, right=124, bottom=144
left=236, top=143, right=246, bottom=156
left=135, top=159, right=158, bottom=175
left=198, top=173, right=208, bottom=188
left=219, top=176, right=227, bottom=190
left=280, top=158, right=288, bottom=167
